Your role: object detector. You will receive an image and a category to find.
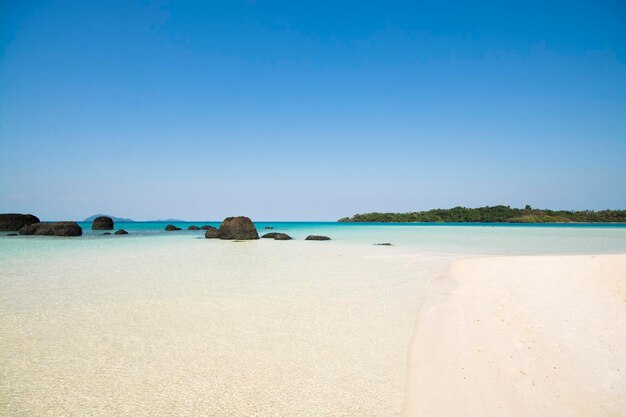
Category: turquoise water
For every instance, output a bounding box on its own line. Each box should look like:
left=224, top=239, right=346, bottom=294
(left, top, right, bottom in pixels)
left=3, top=221, right=626, bottom=255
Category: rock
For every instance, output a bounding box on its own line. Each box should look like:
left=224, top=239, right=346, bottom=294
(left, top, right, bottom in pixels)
left=188, top=225, right=200, bottom=230
left=19, top=222, right=82, bottom=236
left=7, top=233, right=18, bottom=237
left=218, top=216, right=259, bottom=240
left=91, top=216, right=114, bottom=230
left=264, top=226, right=274, bottom=229
left=200, top=225, right=215, bottom=230
left=114, top=229, right=128, bottom=235
left=305, top=235, right=331, bottom=241
left=101, top=232, right=112, bottom=235
left=0, top=213, right=40, bottom=231
left=374, top=243, right=393, bottom=246
left=204, top=226, right=219, bottom=239
left=165, top=224, right=181, bottom=231
left=261, top=232, right=292, bottom=240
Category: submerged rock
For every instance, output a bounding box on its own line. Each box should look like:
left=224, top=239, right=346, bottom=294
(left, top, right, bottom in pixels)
left=305, top=235, right=331, bottom=241
left=101, top=232, right=112, bottom=235
left=261, top=232, right=292, bottom=240
left=19, top=222, right=82, bottom=237
left=0, top=213, right=40, bottom=231
left=165, top=224, right=181, bottom=231
left=200, top=225, right=215, bottom=230
left=188, top=225, right=200, bottom=230
left=6, top=233, right=18, bottom=237
left=218, top=216, right=259, bottom=240
left=374, top=243, right=393, bottom=246
left=91, top=216, right=114, bottom=230
left=204, top=226, right=219, bottom=239
left=114, top=229, right=128, bottom=235
left=264, top=226, right=274, bottom=229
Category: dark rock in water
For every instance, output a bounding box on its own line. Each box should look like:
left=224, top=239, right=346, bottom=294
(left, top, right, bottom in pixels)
left=101, top=232, right=112, bottom=235
left=114, top=229, right=128, bottom=235
left=204, top=226, right=219, bottom=239
left=165, top=224, right=181, bottom=231
left=374, top=243, right=393, bottom=246
left=0, top=213, right=40, bottom=231
left=19, top=221, right=82, bottom=236
left=261, top=232, right=292, bottom=240
left=7, top=233, right=18, bottom=237
left=91, top=216, right=114, bottom=230
left=200, top=225, right=215, bottom=230
left=265, top=226, right=274, bottom=229
left=188, top=225, right=200, bottom=230
left=305, top=235, right=331, bottom=241
left=218, top=216, right=259, bottom=240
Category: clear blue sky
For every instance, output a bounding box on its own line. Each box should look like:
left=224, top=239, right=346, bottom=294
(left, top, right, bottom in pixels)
left=1, top=1, right=625, bottom=220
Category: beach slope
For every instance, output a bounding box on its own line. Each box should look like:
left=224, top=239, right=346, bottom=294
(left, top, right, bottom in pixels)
left=405, top=254, right=626, bottom=417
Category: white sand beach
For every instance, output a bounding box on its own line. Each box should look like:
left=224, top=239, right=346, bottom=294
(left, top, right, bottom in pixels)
left=405, top=254, right=626, bottom=417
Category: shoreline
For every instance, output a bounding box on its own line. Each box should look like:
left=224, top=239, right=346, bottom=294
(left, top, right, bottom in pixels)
left=404, top=253, right=626, bottom=417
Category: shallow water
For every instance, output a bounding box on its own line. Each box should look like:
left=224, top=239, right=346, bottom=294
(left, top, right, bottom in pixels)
left=1, top=224, right=625, bottom=416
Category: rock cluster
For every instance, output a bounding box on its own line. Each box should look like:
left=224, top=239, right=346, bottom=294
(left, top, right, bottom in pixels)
left=92, top=216, right=113, bottom=230
left=0, top=213, right=40, bottom=231
left=19, top=222, right=82, bottom=236
left=4, top=212, right=334, bottom=243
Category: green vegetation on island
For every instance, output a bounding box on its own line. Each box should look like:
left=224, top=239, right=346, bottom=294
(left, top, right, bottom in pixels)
left=338, top=205, right=626, bottom=223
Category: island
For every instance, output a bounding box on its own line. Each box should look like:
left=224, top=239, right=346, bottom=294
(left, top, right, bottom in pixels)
left=84, top=214, right=134, bottom=222
left=338, top=205, right=626, bottom=223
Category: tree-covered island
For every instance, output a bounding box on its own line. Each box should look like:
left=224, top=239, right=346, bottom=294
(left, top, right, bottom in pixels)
left=338, top=205, right=626, bottom=223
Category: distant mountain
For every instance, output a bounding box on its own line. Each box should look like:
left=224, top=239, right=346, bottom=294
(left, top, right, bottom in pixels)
left=151, top=219, right=186, bottom=222
left=83, top=214, right=135, bottom=222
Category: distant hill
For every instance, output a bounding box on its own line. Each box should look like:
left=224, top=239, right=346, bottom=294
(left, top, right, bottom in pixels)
left=151, top=219, right=186, bottom=222
left=83, top=214, right=135, bottom=222
left=338, top=205, right=626, bottom=223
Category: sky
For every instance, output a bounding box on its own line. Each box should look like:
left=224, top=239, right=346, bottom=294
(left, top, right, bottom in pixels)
left=1, top=1, right=625, bottom=221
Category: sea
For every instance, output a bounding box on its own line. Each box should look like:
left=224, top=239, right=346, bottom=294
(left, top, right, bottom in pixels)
left=35, top=220, right=626, bottom=254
